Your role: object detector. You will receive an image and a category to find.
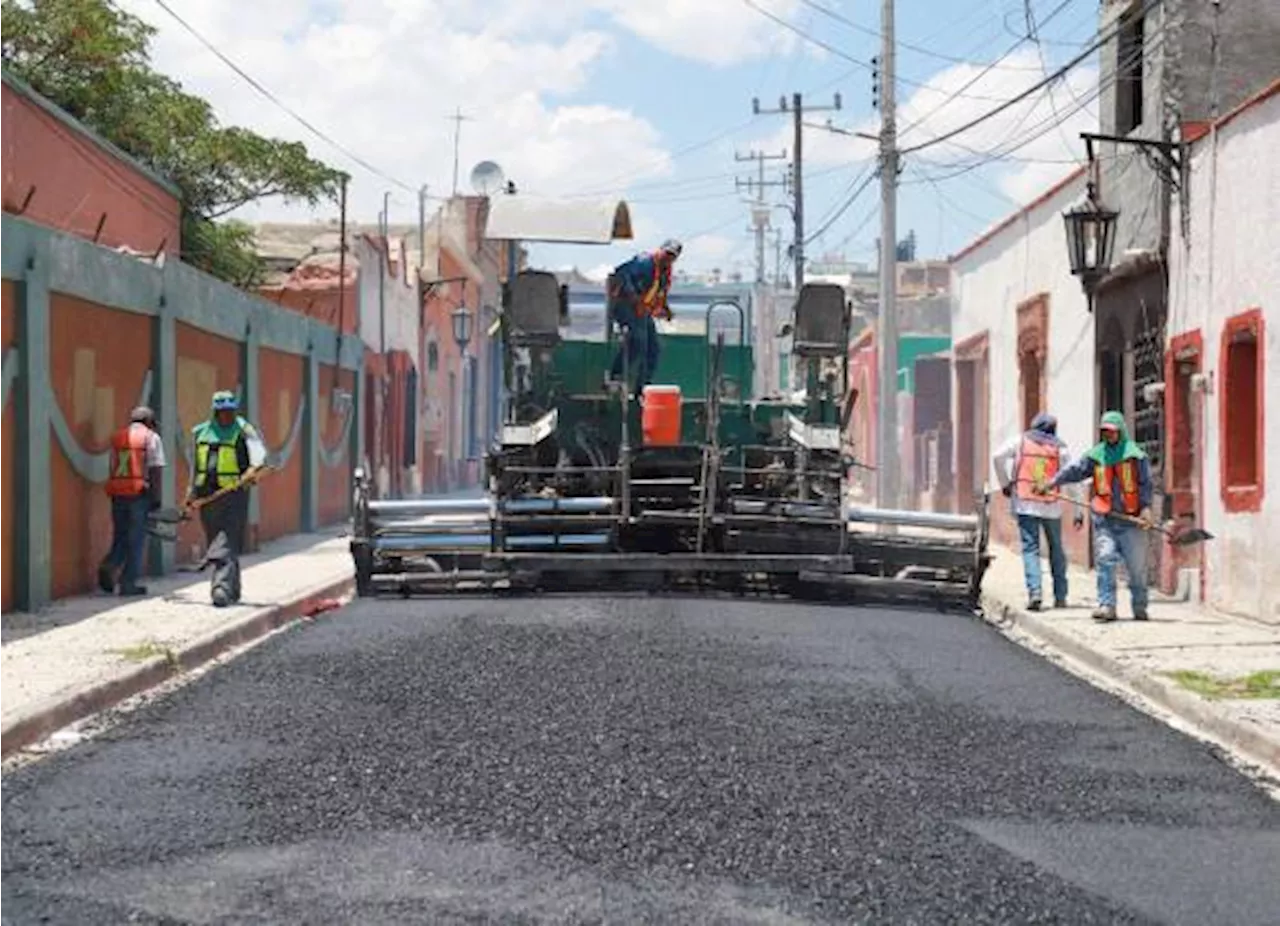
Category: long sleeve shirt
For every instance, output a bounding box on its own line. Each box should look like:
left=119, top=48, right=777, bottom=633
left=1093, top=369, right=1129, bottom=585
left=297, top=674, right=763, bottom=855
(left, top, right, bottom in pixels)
left=1051, top=452, right=1154, bottom=513
left=991, top=434, right=1083, bottom=519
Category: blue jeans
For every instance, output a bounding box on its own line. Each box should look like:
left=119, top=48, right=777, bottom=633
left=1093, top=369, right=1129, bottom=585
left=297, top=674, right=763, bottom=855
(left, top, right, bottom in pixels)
left=1016, top=513, right=1067, bottom=604
left=608, top=299, right=659, bottom=396
left=1094, top=517, right=1148, bottom=609
left=102, top=495, right=151, bottom=590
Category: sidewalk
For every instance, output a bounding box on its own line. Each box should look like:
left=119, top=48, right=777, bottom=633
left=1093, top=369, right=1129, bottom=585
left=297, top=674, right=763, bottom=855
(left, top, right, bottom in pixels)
left=2, top=528, right=354, bottom=758
left=980, top=543, right=1280, bottom=778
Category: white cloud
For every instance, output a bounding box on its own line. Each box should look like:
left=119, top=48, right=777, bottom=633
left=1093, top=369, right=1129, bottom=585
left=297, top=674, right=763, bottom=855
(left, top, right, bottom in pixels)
left=596, top=0, right=802, bottom=66
left=751, top=47, right=1099, bottom=206
left=686, top=233, right=737, bottom=263
left=115, top=0, right=678, bottom=224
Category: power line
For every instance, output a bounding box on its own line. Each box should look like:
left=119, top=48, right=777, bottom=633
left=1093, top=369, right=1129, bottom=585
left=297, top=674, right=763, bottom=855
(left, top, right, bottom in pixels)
left=793, top=0, right=1048, bottom=71
left=740, top=0, right=1013, bottom=103
left=899, top=0, right=1162, bottom=156
left=895, top=0, right=1077, bottom=141
left=148, top=0, right=419, bottom=195
left=806, top=167, right=875, bottom=245
left=906, top=25, right=1164, bottom=177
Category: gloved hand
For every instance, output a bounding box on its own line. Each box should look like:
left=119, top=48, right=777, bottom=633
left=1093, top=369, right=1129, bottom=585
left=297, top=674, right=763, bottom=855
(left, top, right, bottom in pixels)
left=1000, top=483, right=1013, bottom=498
left=1137, top=507, right=1155, bottom=529
left=1073, top=510, right=1085, bottom=531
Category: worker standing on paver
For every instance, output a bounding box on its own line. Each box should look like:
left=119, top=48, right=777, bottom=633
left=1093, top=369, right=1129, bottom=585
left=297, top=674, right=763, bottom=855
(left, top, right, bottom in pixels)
left=992, top=412, right=1084, bottom=611
left=604, top=238, right=682, bottom=398
left=1045, top=410, right=1155, bottom=623
left=98, top=405, right=165, bottom=597
left=184, top=390, right=267, bottom=608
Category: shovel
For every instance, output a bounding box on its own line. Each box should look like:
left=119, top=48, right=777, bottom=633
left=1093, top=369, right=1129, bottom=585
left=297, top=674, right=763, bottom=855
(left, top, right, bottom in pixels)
left=1012, top=479, right=1214, bottom=546
left=147, top=466, right=272, bottom=532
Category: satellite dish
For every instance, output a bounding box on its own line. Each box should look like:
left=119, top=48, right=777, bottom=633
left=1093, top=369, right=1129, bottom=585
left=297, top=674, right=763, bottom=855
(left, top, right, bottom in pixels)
left=470, top=160, right=506, bottom=196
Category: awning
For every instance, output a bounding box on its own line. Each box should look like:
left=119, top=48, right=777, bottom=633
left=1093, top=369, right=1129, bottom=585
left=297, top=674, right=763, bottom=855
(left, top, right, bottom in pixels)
left=484, top=196, right=633, bottom=244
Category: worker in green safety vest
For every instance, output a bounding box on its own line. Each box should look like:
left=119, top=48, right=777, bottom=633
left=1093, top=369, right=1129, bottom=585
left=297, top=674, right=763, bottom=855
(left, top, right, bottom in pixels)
left=182, top=389, right=268, bottom=607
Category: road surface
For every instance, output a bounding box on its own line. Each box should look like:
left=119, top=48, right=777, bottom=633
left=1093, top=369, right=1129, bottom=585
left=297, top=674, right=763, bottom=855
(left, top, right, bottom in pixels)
left=4, top=596, right=1280, bottom=924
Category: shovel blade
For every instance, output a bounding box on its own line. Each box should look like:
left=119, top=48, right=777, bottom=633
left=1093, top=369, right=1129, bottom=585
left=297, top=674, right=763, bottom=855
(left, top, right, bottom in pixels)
left=1169, top=527, right=1214, bottom=546
left=149, top=508, right=190, bottom=524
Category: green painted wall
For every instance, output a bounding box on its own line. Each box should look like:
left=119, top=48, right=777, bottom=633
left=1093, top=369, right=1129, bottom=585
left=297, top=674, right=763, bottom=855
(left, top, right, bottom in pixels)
left=896, top=336, right=951, bottom=394
left=552, top=336, right=754, bottom=400
left=1, top=214, right=363, bottom=611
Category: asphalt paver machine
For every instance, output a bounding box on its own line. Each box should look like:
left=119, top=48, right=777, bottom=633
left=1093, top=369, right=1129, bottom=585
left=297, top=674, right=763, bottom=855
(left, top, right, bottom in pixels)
left=350, top=206, right=990, bottom=608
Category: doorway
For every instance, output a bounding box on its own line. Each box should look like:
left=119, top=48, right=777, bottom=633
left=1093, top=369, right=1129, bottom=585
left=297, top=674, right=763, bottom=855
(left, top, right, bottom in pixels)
left=953, top=332, right=989, bottom=515
left=1164, top=331, right=1204, bottom=596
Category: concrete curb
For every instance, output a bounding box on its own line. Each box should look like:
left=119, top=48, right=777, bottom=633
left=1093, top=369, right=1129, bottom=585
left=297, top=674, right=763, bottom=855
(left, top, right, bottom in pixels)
left=1, top=574, right=354, bottom=758
left=980, top=590, right=1280, bottom=778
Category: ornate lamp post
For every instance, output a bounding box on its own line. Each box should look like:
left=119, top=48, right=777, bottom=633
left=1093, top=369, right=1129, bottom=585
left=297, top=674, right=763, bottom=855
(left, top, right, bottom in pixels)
left=1062, top=180, right=1119, bottom=312
left=451, top=303, right=473, bottom=353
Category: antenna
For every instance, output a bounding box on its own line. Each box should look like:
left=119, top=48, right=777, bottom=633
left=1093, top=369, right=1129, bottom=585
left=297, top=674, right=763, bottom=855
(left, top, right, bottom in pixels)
left=469, top=160, right=506, bottom=197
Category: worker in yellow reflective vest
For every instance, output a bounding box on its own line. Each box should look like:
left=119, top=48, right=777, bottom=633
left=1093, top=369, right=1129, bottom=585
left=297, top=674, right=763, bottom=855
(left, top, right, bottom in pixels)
left=183, top=390, right=267, bottom=607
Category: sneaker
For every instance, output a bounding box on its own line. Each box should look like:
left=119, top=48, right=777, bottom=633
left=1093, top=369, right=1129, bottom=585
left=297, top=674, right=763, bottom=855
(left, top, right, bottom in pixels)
left=1028, top=598, right=1043, bottom=612
left=1091, top=605, right=1117, bottom=622
left=1133, top=607, right=1149, bottom=621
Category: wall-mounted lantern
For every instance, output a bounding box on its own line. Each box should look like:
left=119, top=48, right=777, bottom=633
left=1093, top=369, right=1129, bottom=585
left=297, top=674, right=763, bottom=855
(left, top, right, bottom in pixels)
left=1062, top=180, right=1118, bottom=312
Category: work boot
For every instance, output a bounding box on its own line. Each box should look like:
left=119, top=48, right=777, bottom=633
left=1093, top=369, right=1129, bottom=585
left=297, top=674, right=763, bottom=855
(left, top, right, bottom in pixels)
left=1133, top=607, right=1149, bottom=621
left=119, top=585, right=147, bottom=597
left=1054, top=599, right=1068, bottom=609
left=1092, top=605, right=1117, bottom=623
left=97, top=564, right=116, bottom=594
left=211, top=588, right=230, bottom=608
left=1028, top=598, right=1043, bottom=612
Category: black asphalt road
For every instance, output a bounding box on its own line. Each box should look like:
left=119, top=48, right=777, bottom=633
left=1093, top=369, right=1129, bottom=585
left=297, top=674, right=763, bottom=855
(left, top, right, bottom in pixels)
left=4, top=597, right=1280, bottom=925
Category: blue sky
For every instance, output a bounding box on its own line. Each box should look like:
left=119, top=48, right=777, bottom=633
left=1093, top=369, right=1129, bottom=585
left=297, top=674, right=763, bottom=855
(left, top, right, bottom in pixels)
left=116, top=0, right=1104, bottom=276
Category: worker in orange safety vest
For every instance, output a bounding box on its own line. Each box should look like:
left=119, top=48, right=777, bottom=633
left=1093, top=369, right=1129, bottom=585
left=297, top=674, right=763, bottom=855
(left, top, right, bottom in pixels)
left=1047, top=410, right=1155, bottom=623
left=605, top=239, right=682, bottom=399
left=992, top=412, right=1084, bottom=611
left=98, top=405, right=166, bottom=596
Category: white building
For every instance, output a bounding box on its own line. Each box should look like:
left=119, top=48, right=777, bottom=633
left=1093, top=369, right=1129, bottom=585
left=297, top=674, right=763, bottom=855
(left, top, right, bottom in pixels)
left=354, top=234, right=423, bottom=497
left=1166, top=80, right=1280, bottom=623
left=949, top=167, right=1094, bottom=564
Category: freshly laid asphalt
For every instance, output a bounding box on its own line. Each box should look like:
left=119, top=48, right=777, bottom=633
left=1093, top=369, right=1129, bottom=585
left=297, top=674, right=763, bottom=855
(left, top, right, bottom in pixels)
left=4, top=595, right=1280, bottom=925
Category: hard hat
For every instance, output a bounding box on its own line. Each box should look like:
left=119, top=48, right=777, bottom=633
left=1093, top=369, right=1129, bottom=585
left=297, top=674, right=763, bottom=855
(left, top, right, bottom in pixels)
left=659, top=238, right=683, bottom=257
left=211, top=390, right=239, bottom=412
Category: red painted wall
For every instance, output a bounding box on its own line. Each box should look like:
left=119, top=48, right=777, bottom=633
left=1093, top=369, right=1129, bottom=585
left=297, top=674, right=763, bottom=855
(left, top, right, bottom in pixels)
left=2, top=280, right=16, bottom=611
left=47, top=294, right=154, bottom=598
left=256, top=347, right=304, bottom=542
left=1, top=82, right=181, bottom=256
left=174, top=323, right=242, bottom=563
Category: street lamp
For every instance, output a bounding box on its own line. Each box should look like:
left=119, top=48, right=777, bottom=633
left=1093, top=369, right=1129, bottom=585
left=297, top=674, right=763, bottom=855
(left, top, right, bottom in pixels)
left=1062, top=180, right=1119, bottom=312
left=451, top=304, right=473, bottom=351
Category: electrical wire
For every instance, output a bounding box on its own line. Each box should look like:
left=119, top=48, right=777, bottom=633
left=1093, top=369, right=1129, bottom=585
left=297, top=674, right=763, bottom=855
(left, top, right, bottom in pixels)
left=147, top=0, right=420, bottom=196
left=899, top=0, right=1162, bottom=156
left=906, top=25, right=1164, bottom=179
left=805, top=167, right=876, bottom=245
left=895, top=0, right=1077, bottom=141
left=793, top=0, right=1048, bottom=71
left=740, top=0, right=1014, bottom=103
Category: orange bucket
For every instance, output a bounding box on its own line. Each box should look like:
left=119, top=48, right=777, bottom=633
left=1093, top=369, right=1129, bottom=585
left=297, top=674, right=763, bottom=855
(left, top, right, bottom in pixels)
left=641, top=385, right=682, bottom=446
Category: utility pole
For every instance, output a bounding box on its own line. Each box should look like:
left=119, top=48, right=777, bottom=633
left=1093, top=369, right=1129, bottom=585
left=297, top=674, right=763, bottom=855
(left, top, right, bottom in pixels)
left=418, top=184, right=429, bottom=269
left=449, top=108, right=473, bottom=197
left=876, top=0, right=900, bottom=511
left=735, top=149, right=788, bottom=399
left=734, top=149, right=788, bottom=284
left=752, top=92, right=841, bottom=289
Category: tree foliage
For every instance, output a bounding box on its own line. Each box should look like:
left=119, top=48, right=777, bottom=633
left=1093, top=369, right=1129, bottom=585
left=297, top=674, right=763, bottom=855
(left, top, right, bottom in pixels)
left=2, top=0, right=347, bottom=286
